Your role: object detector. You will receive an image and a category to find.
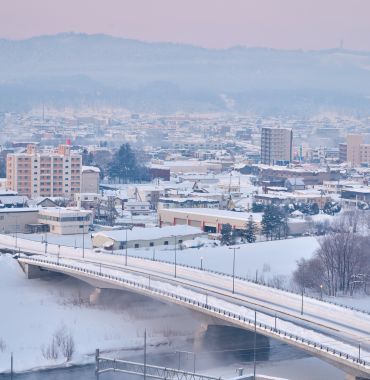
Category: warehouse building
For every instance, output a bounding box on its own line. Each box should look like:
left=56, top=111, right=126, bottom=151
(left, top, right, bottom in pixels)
left=92, top=225, right=204, bottom=250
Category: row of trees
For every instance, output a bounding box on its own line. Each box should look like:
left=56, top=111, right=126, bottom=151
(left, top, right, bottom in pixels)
left=293, top=211, right=370, bottom=296
left=220, top=216, right=258, bottom=245
left=108, top=143, right=150, bottom=183
left=220, top=204, right=290, bottom=245
left=253, top=201, right=341, bottom=216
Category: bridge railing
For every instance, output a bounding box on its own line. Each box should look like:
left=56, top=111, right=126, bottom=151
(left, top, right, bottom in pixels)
left=120, top=253, right=370, bottom=317
left=10, top=236, right=370, bottom=316
left=20, top=255, right=370, bottom=369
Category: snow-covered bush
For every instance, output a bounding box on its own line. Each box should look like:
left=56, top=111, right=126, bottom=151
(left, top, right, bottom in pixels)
left=41, top=325, right=75, bottom=361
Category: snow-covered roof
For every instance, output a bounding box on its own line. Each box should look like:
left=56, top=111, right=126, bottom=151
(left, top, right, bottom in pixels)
left=161, top=208, right=263, bottom=222
left=94, top=225, right=204, bottom=242
left=0, top=207, right=38, bottom=213
left=82, top=166, right=100, bottom=173
left=38, top=207, right=92, bottom=217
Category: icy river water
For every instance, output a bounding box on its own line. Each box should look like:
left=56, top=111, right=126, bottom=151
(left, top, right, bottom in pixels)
left=1, top=326, right=346, bottom=380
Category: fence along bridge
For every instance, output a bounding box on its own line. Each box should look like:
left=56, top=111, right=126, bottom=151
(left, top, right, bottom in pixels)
left=15, top=253, right=370, bottom=380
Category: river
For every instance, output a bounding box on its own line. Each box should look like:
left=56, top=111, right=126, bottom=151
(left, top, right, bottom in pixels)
left=1, top=325, right=345, bottom=380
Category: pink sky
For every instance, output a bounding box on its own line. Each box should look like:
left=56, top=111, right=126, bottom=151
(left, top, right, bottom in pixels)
left=1, top=0, right=370, bottom=50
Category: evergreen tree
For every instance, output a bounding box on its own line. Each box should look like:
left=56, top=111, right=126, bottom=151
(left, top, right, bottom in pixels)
left=220, top=223, right=234, bottom=245
left=261, top=204, right=288, bottom=240
left=323, top=201, right=341, bottom=216
left=245, top=216, right=257, bottom=243
left=108, top=143, right=150, bottom=183
left=252, top=202, right=265, bottom=213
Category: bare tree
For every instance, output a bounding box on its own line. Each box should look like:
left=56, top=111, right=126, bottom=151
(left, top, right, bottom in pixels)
left=61, top=332, right=75, bottom=361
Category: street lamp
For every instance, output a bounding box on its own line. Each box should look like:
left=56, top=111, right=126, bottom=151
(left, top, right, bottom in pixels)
left=174, top=235, right=177, bottom=278
left=82, top=226, right=85, bottom=259
left=15, top=215, right=18, bottom=249
left=228, top=246, right=240, bottom=294
left=125, top=227, right=128, bottom=266
left=200, top=256, right=203, bottom=271
left=125, top=225, right=133, bottom=266
left=320, top=284, right=323, bottom=300
left=301, top=265, right=305, bottom=315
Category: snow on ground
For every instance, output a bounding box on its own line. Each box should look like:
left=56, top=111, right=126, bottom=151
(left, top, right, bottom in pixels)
left=0, top=254, right=201, bottom=373
left=123, top=237, right=320, bottom=284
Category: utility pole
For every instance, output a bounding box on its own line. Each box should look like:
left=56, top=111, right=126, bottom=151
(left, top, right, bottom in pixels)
left=174, top=235, right=177, bottom=278
left=15, top=216, right=18, bottom=249
left=229, top=246, right=240, bottom=293
left=10, top=352, right=13, bottom=380
left=359, top=343, right=361, bottom=360
left=125, top=227, right=128, bottom=266
left=301, top=265, right=305, bottom=315
left=253, top=310, right=257, bottom=380
left=144, top=329, right=147, bottom=380
left=95, top=349, right=100, bottom=379
left=82, top=227, right=85, bottom=259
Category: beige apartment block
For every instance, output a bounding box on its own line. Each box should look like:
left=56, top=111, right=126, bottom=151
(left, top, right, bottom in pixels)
left=81, top=166, right=100, bottom=193
left=6, top=144, right=81, bottom=198
left=261, top=127, right=293, bottom=165
left=346, top=134, right=370, bottom=166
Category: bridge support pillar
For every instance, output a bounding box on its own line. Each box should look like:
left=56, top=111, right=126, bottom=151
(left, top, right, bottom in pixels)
left=90, top=288, right=102, bottom=305
left=23, top=263, right=51, bottom=279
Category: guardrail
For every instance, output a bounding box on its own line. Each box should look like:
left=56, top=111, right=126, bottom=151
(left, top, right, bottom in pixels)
left=19, top=255, right=370, bottom=369
left=6, top=237, right=370, bottom=316
left=115, top=252, right=370, bottom=317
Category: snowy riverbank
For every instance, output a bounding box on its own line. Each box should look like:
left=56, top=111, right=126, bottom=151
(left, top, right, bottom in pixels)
left=0, top=254, right=201, bottom=373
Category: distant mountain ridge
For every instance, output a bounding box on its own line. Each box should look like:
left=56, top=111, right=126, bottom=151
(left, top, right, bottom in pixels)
left=0, top=33, right=370, bottom=114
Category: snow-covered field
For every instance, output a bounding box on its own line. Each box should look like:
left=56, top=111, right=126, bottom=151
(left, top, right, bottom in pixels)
left=0, top=254, right=201, bottom=373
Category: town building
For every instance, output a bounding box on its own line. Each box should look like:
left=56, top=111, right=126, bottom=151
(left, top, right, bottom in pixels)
left=346, top=134, right=370, bottom=167
left=0, top=208, right=39, bottom=234
left=81, top=166, right=100, bottom=193
left=6, top=144, right=82, bottom=198
left=159, top=207, right=262, bottom=233
left=260, top=127, right=293, bottom=165
left=92, top=225, right=204, bottom=250
left=38, top=207, right=92, bottom=234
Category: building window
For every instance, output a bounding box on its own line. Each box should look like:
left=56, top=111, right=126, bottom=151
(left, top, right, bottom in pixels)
left=164, top=241, right=168, bottom=245
left=149, top=242, right=154, bottom=247
left=134, top=243, right=139, bottom=248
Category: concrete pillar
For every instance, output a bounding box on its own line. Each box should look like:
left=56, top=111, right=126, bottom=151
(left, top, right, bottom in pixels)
left=24, top=263, right=51, bottom=279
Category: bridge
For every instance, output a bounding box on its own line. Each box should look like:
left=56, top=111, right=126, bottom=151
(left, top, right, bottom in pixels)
left=1, top=235, right=370, bottom=380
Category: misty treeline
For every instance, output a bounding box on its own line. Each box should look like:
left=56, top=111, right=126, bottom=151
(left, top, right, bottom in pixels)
left=294, top=210, right=370, bottom=297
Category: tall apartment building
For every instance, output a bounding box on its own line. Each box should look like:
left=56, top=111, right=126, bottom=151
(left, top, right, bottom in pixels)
left=345, top=134, right=370, bottom=167
left=7, top=144, right=81, bottom=198
left=261, top=127, right=293, bottom=165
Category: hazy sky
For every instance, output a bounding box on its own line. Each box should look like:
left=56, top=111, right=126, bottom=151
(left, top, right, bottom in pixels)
left=1, top=0, right=370, bottom=50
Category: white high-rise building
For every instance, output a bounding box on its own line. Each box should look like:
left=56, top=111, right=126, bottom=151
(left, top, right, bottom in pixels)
left=261, top=127, right=293, bottom=165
